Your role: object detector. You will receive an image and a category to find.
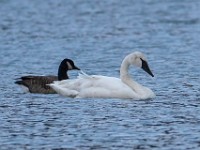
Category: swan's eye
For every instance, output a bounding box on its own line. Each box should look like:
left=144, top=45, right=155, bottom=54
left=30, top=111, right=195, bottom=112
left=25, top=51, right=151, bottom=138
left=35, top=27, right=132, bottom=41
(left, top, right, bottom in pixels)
left=140, top=58, right=154, bottom=77
left=140, top=58, right=147, bottom=67
left=139, top=58, right=144, bottom=63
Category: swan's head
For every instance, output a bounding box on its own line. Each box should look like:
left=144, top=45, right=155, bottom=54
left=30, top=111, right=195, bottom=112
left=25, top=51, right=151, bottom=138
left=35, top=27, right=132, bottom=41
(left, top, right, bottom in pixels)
left=129, top=51, right=154, bottom=77
left=60, top=59, right=80, bottom=70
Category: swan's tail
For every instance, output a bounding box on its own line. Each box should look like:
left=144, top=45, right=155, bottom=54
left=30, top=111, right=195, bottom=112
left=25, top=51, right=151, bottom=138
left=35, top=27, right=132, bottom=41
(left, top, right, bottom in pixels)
left=48, top=83, right=78, bottom=98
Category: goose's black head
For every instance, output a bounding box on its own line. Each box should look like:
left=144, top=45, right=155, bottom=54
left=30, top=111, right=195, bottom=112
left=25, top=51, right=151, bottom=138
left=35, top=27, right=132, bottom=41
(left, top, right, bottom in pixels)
left=61, top=58, right=80, bottom=70
left=58, top=58, right=80, bottom=80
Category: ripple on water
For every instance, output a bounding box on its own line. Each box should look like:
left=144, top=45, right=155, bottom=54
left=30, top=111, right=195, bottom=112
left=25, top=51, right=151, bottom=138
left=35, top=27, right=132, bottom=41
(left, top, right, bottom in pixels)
left=1, top=0, right=200, bottom=149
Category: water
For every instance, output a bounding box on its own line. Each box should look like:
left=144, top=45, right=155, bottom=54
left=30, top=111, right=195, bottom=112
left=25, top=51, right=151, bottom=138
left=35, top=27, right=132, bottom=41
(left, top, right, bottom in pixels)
left=0, top=0, right=200, bottom=149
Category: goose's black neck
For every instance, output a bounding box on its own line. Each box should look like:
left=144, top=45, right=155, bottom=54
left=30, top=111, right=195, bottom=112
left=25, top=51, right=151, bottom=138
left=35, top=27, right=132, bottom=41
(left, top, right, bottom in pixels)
left=58, top=62, right=69, bottom=81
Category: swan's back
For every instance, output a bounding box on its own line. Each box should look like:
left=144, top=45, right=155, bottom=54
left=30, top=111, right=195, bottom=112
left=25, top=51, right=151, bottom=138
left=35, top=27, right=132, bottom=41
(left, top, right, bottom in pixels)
left=51, top=73, right=140, bottom=99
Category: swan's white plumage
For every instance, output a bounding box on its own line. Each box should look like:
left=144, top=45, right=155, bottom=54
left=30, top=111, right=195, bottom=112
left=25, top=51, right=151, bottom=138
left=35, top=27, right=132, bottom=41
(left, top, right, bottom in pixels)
left=49, top=51, right=156, bottom=100
left=51, top=73, right=139, bottom=99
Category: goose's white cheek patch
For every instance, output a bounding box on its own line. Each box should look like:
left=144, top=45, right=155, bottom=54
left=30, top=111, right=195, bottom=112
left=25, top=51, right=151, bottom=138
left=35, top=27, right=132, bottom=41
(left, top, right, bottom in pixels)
left=67, top=62, right=73, bottom=70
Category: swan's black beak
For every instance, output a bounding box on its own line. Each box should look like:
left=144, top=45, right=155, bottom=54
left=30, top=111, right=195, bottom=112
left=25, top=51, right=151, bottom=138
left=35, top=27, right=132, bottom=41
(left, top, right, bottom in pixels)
left=141, top=58, right=154, bottom=77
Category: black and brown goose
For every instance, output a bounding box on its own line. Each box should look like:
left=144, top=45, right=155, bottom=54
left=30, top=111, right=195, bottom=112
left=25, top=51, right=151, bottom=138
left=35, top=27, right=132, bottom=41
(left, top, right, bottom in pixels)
left=15, top=58, right=80, bottom=94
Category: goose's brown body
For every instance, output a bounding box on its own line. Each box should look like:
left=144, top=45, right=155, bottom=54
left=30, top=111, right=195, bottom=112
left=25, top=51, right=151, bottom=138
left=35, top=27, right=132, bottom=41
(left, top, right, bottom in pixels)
left=15, top=58, right=80, bottom=94
left=16, top=76, right=58, bottom=94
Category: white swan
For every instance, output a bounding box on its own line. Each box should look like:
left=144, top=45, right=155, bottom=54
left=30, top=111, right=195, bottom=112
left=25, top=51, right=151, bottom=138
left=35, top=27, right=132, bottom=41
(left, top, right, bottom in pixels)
left=49, top=51, right=155, bottom=100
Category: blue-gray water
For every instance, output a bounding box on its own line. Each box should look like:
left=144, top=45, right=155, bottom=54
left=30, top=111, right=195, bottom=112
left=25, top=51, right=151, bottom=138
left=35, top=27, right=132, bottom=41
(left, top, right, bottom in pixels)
left=1, top=0, right=200, bottom=149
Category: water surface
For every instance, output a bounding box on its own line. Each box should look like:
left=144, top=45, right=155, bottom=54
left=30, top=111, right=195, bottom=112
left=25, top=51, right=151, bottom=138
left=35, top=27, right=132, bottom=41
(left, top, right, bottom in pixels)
left=0, top=0, right=200, bottom=149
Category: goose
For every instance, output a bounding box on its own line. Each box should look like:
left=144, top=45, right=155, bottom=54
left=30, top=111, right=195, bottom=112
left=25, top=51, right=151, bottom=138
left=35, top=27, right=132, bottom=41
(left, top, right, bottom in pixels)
left=15, top=58, right=80, bottom=94
left=49, top=51, right=155, bottom=99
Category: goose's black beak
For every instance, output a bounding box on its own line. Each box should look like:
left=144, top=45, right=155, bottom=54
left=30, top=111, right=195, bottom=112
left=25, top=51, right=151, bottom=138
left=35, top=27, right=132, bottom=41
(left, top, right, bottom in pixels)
left=74, top=65, right=80, bottom=70
left=141, top=58, right=154, bottom=77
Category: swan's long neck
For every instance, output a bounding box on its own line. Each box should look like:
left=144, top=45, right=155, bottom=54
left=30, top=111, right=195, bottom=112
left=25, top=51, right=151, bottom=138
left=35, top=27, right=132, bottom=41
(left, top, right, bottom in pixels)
left=120, top=54, right=143, bottom=93
left=120, top=55, right=130, bottom=77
